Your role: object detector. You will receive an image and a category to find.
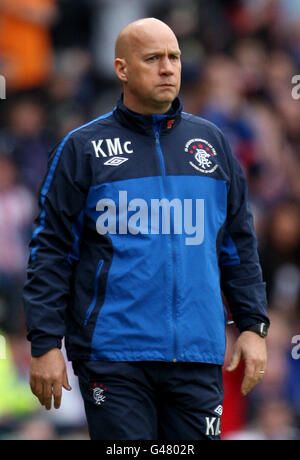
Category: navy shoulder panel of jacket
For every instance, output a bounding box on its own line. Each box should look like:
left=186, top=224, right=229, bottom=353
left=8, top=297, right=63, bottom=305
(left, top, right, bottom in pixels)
left=23, top=97, right=269, bottom=363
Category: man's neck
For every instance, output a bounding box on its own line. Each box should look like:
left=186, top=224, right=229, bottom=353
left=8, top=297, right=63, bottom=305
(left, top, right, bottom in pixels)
left=123, top=94, right=172, bottom=115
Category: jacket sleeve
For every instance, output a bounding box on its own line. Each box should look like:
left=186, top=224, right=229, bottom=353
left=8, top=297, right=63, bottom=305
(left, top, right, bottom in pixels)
left=218, top=134, right=270, bottom=332
left=23, top=134, right=91, bottom=357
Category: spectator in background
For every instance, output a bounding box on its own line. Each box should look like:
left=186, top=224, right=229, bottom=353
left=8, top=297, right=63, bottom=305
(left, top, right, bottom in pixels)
left=46, top=48, right=96, bottom=134
left=0, top=96, right=51, bottom=194
left=0, top=0, right=58, bottom=93
left=0, top=153, right=35, bottom=335
left=91, top=0, right=153, bottom=81
left=200, top=55, right=260, bottom=177
left=224, top=398, right=300, bottom=440
left=0, top=332, right=39, bottom=426
left=248, top=104, right=293, bottom=207
left=279, top=0, right=300, bottom=27
left=260, top=201, right=300, bottom=316
left=233, top=39, right=269, bottom=99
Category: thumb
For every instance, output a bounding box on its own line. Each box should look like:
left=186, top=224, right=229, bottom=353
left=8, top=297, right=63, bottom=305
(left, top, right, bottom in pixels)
left=62, top=370, right=72, bottom=391
left=226, top=347, right=242, bottom=372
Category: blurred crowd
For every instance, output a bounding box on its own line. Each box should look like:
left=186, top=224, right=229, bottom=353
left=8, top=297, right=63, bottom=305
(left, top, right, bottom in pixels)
left=0, top=0, right=299, bottom=440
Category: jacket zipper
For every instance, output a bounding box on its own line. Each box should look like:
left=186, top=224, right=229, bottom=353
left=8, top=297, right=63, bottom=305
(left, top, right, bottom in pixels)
left=84, top=258, right=104, bottom=326
left=153, top=118, right=177, bottom=362
left=153, top=122, right=166, bottom=176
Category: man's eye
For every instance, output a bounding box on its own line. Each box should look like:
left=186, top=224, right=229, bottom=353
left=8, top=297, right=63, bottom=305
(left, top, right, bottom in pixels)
left=147, top=56, right=158, bottom=61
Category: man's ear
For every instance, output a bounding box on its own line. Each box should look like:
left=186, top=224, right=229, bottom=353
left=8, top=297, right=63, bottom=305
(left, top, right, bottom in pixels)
left=114, top=58, right=128, bottom=83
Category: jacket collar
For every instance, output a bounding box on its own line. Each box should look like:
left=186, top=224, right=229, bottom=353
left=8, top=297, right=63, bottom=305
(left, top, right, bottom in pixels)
left=113, top=94, right=182, bottom=136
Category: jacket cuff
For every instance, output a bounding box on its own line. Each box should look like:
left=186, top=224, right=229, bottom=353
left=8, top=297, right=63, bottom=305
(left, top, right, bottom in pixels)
left=237, top=317, right=270, bottom=333
left=31, top=336, right=62, bottom=357
left=222, top=280, right=269, bottom=332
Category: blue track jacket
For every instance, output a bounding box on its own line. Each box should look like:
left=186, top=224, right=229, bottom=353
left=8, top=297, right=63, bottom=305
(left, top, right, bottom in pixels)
left=23, top=96, right=269, bottom=364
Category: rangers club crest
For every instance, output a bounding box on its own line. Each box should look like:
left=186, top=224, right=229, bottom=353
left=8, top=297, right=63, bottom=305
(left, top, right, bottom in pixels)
left=185, top=139, right=218, bottom=174
left=90, top=383, right=107, bottom=405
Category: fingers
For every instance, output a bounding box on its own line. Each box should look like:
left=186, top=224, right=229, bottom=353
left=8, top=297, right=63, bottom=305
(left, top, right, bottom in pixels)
left=226, top=347, right=242, bottom=373
left=30, top=376, right=44, bottom=406
left=43, top=381, right=54, bottom=410
left=29, top=350, right=72, bottom=410
left=62, top=371, right=72, bottom=392
left=241, top=360, right=256, bottom=396
left=53, top=382, right=63, bottom=409
left=226, top=331, right=267, bottom=396
left=30, top=373, right=70, bottom=410
left=241, top=359, right=266, bottom=396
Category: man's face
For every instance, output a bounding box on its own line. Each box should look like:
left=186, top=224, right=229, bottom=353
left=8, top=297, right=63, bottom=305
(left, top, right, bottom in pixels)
left=117, top=26, right=182, bottom=113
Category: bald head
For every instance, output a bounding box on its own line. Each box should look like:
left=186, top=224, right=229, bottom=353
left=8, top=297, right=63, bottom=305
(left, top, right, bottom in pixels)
left=115, top=18, right=179, bottom=60
left=114, top=18, right=181, bottom=114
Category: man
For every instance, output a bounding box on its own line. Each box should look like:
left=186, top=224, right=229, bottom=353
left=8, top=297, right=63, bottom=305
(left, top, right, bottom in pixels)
left=23, top=18, right=269, bottom=440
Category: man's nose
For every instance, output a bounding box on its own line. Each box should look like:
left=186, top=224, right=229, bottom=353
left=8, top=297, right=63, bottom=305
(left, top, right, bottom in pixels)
left=159, top=57, right=174, bottom=75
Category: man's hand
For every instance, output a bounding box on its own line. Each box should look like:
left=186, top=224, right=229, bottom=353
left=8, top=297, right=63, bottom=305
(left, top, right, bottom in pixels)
left=226, top=331, right=267, bottom=396
left=30, top=348, right=71, bottom=410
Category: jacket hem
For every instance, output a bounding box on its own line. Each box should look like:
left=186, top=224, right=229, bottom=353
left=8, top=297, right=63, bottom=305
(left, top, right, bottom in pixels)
left=66, top=349, right=225, bottom=366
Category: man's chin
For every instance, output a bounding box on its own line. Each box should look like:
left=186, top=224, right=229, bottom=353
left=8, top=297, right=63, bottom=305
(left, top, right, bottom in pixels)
left=154, top=90, right=178, bottom=104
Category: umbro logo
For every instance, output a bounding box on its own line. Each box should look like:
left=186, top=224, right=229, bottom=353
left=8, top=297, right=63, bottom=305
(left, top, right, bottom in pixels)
left=104, top=157, right=129, bottom=166
left=214, top=405, right=223, bottom=416
left=91, top=138, right=133, bottom=158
